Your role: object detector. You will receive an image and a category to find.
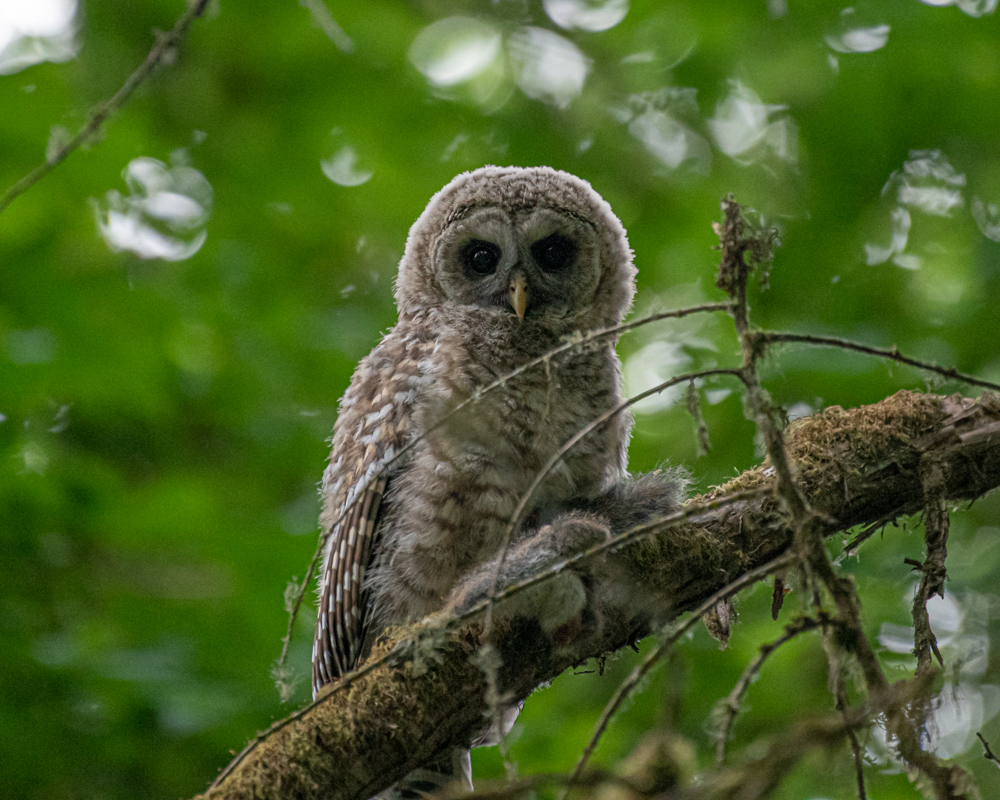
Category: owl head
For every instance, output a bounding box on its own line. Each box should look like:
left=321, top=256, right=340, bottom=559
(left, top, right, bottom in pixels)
left=395, top=166, right=636, bottom=333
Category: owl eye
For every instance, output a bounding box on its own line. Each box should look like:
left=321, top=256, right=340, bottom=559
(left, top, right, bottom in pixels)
left=532, top=234, right=576, bottom=273
left=463, top=240, right=502, bottom=277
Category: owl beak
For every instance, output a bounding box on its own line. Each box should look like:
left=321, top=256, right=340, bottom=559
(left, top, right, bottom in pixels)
left=509, top=274, right=528, bottom=322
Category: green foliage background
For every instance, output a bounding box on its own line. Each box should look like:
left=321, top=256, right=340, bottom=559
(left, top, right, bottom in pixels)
left=2, top=1, right=1000, bottom=798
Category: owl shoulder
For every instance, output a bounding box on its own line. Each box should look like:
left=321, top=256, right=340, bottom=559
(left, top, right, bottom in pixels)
left=320, top=317, right=439, bottom=519
left=338, top=315, right=440, bottom=421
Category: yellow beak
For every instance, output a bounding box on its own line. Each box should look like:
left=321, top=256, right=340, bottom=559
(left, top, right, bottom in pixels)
left=509, top=274, right=528, bottom=322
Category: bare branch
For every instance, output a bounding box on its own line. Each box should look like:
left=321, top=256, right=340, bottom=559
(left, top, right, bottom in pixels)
left=713, top=196, right=974, bottom=799
left=686, top=381, right=711, bottom=456
left=480, top=366, right=742, bottom=629
left=759, top=332, right=1000, bottom=394
left=299, top=0, right=354, bottom=53
left=567, top=552, right=795, bottom=790
left=689, top=681, right=920, bottom=800
left=715, top=197, right=877, bottom=799
left=819, top=618, right=869, bottom=800
left=0, top=0, right=214, bottom=215
left=714, top=615, right=821, bottom=765
left=912, top=458, right=950, bottom=678
left=977, top=733, right=1000, bottom=771
left=479, top=366, right=741, bottom=760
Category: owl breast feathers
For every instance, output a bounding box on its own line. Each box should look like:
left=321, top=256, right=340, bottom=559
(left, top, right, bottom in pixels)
left=312, top=166, right=641, bottom=695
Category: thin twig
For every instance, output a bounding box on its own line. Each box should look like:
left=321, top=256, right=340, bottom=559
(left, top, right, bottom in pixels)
left=694, top=680, right=922, bottom=800
left=844, top=698, right=869, bottom=800
left=318, top=302, right=732, bottom=558
left=461, top=486, right=774, bottom=622
left=843, top=515, right=898, bottom=556
left=716, top=201, right=807, bottom=518
left=977, top=732, right=1000, bottom=770
left=719, top=199, right=974, bottom=800
left=481, top=366, right=743, bottom=632
left=819, top=616, right=870, bottom=800
left=477, top=368, right=743, bottom=758
left=0, top=0, right=214, bottom=215
left=474, top=365, right=740, bottom=761
left=438, top=767, right=640, bottom=800
left=714, top=615, right=821, bottom=765
left=912, top=458, right=949, bottom=678
left=565, top=552, right=796, bottom=791
left=716, top=196, right=890, bottom=798
left=760, top=332, right=1000, bottom=394
left=686, top=380, right=711, bottom=456
left=273, top=533, right=325, bottom=694
left=299, top=0, right=354, bottom=52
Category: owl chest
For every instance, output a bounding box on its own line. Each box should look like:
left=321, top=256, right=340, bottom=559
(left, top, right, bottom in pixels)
left=491, top=380, right=594, bottom=486
left=428, top=351, right=619, bottom=508
left=378, top=340, right=623, bottom=617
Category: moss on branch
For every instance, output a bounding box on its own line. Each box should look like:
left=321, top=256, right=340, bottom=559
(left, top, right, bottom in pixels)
left=197, top=390, right=1000, bottom=800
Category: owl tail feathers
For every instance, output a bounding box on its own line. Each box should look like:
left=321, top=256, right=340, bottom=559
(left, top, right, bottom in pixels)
left=372, top=748, right=472, bottom=800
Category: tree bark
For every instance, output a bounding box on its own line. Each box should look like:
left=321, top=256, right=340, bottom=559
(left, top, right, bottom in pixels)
left=196, top=390, right=1000, bottom=800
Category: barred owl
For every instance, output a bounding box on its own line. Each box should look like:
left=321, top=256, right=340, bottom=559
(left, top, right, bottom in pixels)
left=312, top=166, right=682, bottom=797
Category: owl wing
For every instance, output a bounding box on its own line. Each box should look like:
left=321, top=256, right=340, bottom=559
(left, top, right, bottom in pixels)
left=313, top=469, right=389, bottom=690
left=312, top=327, right=430, bottom=695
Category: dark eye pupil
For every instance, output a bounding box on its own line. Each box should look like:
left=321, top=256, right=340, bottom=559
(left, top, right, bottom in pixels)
left=464, top=240, right=501, bottom=276
left=533, top=234, right=576, bottom=273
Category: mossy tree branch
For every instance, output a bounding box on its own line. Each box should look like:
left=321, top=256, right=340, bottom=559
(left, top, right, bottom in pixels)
left=196, top=389, right=1000, bottom=800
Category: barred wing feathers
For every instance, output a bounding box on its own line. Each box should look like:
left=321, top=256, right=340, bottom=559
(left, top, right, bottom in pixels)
left=311, top=327, right=432, bottom=695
